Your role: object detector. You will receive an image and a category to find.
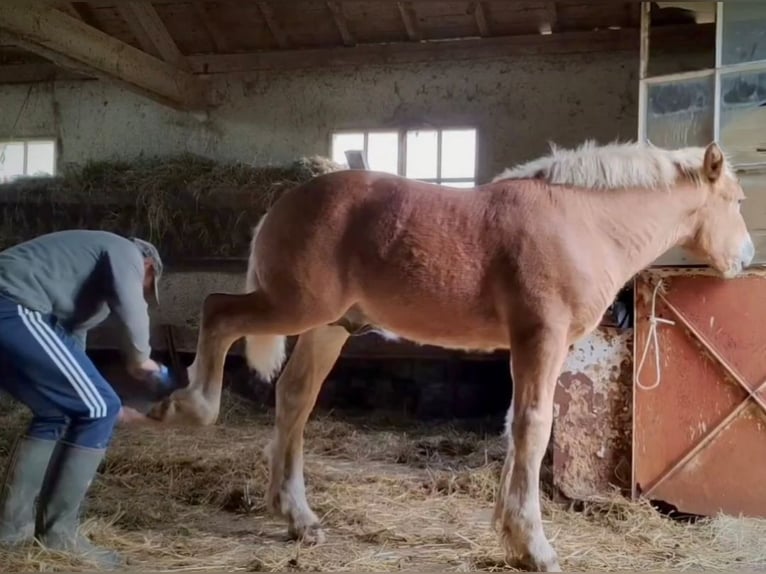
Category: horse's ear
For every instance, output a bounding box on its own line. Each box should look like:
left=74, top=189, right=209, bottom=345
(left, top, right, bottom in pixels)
left=703, top=142, right=724, bottom=182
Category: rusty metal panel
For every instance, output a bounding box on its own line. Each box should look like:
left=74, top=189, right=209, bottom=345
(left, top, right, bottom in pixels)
left=552, top=326, right=633, bottom=500
left=633, top=267, right=766, bottom=517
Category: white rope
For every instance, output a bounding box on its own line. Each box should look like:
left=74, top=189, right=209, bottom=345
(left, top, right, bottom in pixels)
left=635, top=279, right=675, bottom=391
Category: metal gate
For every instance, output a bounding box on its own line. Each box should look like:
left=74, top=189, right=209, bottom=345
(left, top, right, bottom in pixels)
left=632, top=267, right=766, bottom=517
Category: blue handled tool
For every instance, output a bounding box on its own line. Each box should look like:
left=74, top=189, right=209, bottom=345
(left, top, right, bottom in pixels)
left=150, top=364, right=177, bottom=400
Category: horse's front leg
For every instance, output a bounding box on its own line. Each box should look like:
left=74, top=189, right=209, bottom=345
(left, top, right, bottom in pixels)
left=493, top=394, right=514, bottom=529
left=498, top=325, right=569, bottom=572
left=149, top=291, right=295, bottom=425
left=266, top=325, right=349, bottom=543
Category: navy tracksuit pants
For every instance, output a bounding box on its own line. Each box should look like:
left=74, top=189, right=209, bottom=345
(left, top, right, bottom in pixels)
left=0, top=295, right=120, bottom=449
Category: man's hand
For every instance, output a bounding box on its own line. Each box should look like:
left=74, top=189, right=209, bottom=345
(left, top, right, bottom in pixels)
left=127, top=358, right=162, bottom=380
left=118, top=405, right=159, bottom=426
left=127, top=358, right=178, bottom=400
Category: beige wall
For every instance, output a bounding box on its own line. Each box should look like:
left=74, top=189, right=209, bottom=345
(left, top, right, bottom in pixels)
left=3, top=51, right=655, bottom=184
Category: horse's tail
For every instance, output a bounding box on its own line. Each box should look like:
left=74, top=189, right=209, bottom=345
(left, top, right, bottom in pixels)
left=243, top=214, right=286, bottom=383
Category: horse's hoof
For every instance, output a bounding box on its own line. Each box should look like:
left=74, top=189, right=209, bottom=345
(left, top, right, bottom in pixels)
left=517, top=553, right=561, bottom=572
left=288, top=522, right=325, bottom=545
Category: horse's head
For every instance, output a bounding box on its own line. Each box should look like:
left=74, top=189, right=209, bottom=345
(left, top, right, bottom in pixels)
left=682, top=142, right=754, bottom=278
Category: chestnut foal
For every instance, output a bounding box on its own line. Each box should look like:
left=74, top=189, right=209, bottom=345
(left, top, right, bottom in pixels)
left=150, top=140, right=753, bottom=571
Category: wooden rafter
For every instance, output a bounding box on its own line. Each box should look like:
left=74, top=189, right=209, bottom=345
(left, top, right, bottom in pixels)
left=397, top=1, right=421, bottom=41
left=49, top=1, right=81, bottom=20
left=472, top=2, right=490, bottom=37
left=0, top=0, right=207, bottom=110
left=117, top=1, right=189, bottom=71
left=188, top=23, right=715, bottom=74
left=191, top=1, right=232, bottom=53
left=326, top=2, right=355, bottom=46
left=256, top=1, right=289, bottom=49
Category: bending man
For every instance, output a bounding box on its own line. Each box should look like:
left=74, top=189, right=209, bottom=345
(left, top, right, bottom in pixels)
left=0, top=229, right=171, bottom=568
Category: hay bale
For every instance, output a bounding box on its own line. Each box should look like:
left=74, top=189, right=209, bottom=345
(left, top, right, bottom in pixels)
left=0, top=154, right=343, bottom=260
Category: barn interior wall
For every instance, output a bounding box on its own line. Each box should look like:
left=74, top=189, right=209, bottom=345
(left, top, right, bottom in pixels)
left=0, top=49, right=710, bottom=183
left=0, top=47, right=712, bottom=419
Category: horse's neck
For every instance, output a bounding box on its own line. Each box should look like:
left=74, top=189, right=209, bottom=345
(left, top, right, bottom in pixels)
left=588, top=183, right=703, bottom=287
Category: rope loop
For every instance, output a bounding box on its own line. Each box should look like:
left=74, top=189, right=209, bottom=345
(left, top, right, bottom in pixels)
left=636, top=279, right=675, bottom=391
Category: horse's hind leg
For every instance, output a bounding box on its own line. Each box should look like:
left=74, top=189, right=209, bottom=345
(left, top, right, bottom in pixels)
left=498, top=324, right=569, bottom=573
left=266, top=325, right=349, bottom=544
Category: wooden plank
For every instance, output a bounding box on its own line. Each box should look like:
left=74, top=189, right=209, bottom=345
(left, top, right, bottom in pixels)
left=117, top=3, right=161, bottom=58
left=0, top=0, right=208, bottom=110
left=473, top=1, right=490, bottom=37
left=191, top=1, right=232, bottom=53
left=188, top=23, right=715, bottom=74
left=326, top=1, right=355, bottom=46
left=256, top=0, right=289, bottom=49
left=69, top=2, right=99, bottom=27
left=117, top=0, right=189, bottom=71
left=398, top=1, right=422, bottom=41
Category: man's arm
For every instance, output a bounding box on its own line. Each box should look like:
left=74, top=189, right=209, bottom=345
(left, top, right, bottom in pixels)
left=106, top=250, right=161, bottom=378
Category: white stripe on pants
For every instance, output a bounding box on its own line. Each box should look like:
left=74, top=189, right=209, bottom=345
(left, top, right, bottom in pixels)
left=17, top=306, right=107, bottom=419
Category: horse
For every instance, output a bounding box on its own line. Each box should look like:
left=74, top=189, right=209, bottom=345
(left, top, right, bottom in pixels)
left=147, top=139, right=753, bottom=572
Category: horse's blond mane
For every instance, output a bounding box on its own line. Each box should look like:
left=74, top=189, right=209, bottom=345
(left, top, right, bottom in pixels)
left=492, top=139, right=733, bottom=190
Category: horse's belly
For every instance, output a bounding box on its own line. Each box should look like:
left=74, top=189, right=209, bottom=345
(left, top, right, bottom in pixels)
left=350, top=302, right=509, bottom=353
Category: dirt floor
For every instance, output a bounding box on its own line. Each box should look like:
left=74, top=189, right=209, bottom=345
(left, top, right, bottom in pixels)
left=1, top=389, right=766, bottom=572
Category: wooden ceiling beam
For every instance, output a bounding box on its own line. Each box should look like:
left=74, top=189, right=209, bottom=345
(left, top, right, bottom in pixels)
left=326, top=1, right=355, bottom=47
left=117, top=1, right=189, bottom=71
left=397, top=1, right=422, bottom=41
left=256, top=1, right=289, bottom=49
left=0, top=0, right=208, bottom=110
left=189, top=23, right=714, bottom=75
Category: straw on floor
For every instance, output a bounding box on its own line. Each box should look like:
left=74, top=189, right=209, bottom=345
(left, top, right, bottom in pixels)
left=1, top=390, right=765, bottom=572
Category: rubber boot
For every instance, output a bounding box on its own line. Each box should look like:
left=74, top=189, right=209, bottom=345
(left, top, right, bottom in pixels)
left=35, top=441, right=124, bottom=569
left=0, top=436, right=57, bottom=545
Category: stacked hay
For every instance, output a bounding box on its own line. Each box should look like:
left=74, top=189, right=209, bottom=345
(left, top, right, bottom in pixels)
left=0, top=154, right=343, bottom=260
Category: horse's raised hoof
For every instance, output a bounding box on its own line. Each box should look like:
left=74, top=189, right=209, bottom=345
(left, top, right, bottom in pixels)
left=288, top=521, right=325, bottom=545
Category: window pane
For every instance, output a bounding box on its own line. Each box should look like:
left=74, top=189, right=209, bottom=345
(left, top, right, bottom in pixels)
left=720, top=69, right=766, bottom=166
left=331, top=132, right=364, bottom=167
left=441, top=129, right=476, bottom=179
left=367, top=131, right=399, bottom=174
left=645, top=74, right=714, bottom=149
left=405, top=130, right=438, bottom=179
left=0, top=142, right=25, bottom=183
left=721, top=3, right=766, bottom=66
left=26, top=141, right=55, bottom=176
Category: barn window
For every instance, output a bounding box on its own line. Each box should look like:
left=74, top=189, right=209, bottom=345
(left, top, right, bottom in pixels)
left=0, top=139, right=56, bottom=183
left=639, top=3, right=766, bottom=168
left=331, top=128, right=477, bottom=188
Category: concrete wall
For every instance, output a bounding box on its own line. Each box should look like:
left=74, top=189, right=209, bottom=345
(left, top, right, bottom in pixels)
left=0, top=51, right=658, bottom=183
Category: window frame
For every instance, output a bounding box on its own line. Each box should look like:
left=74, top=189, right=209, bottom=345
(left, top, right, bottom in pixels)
left=329, top=126, right=478, bottom=187
left=638, top=2, right=766, bottom=170
left=0, top=137, right=58, bottom=182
